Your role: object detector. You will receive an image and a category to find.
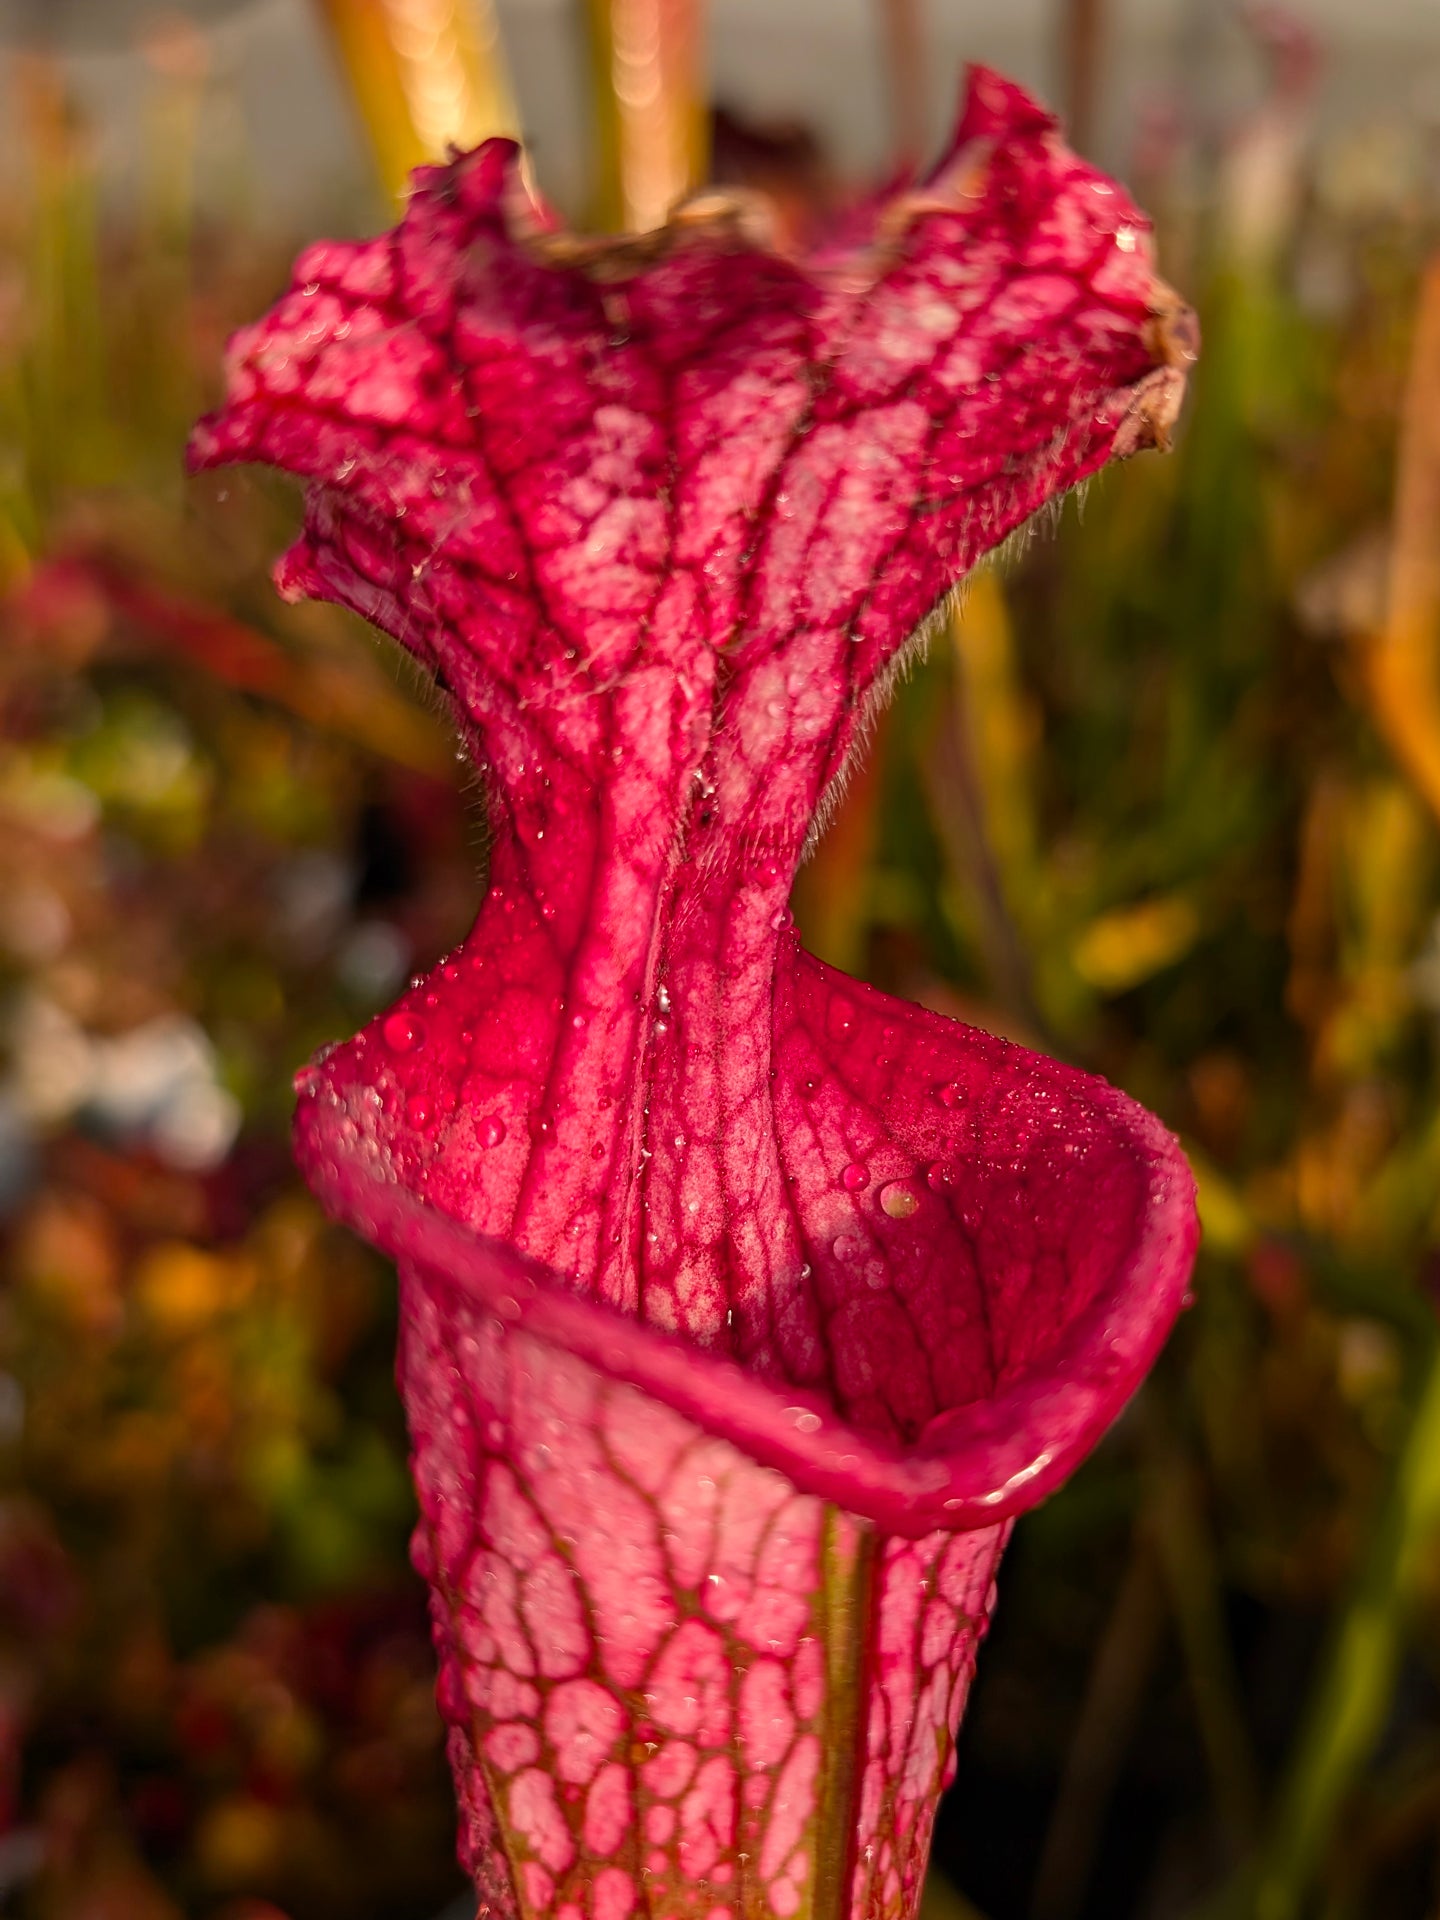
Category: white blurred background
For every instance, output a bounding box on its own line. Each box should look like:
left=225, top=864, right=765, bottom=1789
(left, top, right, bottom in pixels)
left=2, top=0, right=1439, bottom=229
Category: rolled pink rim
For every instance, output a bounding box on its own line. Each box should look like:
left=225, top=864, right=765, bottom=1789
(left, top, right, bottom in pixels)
left=311, top=1071, right=1197, bottom=1541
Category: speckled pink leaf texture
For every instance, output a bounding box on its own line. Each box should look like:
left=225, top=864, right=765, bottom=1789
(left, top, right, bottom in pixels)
left=190, top=65, right=1200, bottom=1920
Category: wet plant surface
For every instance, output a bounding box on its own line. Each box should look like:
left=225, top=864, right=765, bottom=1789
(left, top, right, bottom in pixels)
left=5, top=12, right=1440, bottom=1920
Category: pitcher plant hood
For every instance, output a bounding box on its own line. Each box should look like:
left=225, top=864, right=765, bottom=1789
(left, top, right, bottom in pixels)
left=190, top=65, right=1200, bottom=1920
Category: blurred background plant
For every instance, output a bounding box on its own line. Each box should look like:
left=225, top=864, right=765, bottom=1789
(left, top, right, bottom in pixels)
left=3, top=1, right=1440, bottom=1917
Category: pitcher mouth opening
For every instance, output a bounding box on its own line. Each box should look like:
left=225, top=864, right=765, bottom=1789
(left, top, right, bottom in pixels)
left=305, top=1066, right=1197, bottom=1542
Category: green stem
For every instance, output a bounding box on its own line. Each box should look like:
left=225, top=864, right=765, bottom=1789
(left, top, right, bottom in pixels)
left=1240, top=1337, right=1440, bottom=1920
left=1140, top=1394, right=1261, bottom=1858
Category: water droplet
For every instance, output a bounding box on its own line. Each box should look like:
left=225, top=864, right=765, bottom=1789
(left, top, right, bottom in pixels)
left=833, top=1234, right=863, bottom=1261
left=406, top=1094, right=434, bottom=1128
left=842, top=1163, right=870, bottom=1192
left=480, top=1116, right=506, bottom=1148
left=927, top=1161, right=957, bottom=1193
left=770, top=907, right=793, bottom=931
left=591, top=1141, right=605, bottom=1160
left=936, top=1081, right=962, bottom=1109
left=293, top=1064, right=320, bottom=1096
left=657, top=984, right=672, bottom=1014
left=786, top=1408, right=822, bottom=1434
left=572, top=1013, right=587, bottom=1030
left=383, top=1011, right=422, bottom=1052
left=880, top=1182, right=919, bottom=1219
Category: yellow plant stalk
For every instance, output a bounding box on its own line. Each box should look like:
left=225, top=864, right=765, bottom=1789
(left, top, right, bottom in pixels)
left=1058, top=0, right=1105, bottom=156
left=1366, top=258, right=1440, bottom=829
left=791, top=728, right=884, bottom=977
left=878, top=0, right=925, bottom=172
left=312, top=0, right=517, bottom=205
left=584, top=0, right=707, bottom=231
left=949, top=573, right=1041, bottom=911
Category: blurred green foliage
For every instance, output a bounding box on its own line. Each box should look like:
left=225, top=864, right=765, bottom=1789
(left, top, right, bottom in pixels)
left=4, top=9, right=1440, bottom=1920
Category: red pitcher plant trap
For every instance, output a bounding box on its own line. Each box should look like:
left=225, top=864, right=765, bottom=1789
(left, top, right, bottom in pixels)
left=190, top=67, right=1200, bottom=1920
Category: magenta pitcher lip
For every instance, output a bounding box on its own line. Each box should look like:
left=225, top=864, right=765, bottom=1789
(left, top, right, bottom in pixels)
left=304, top=1000, right=1198, bottom=1541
